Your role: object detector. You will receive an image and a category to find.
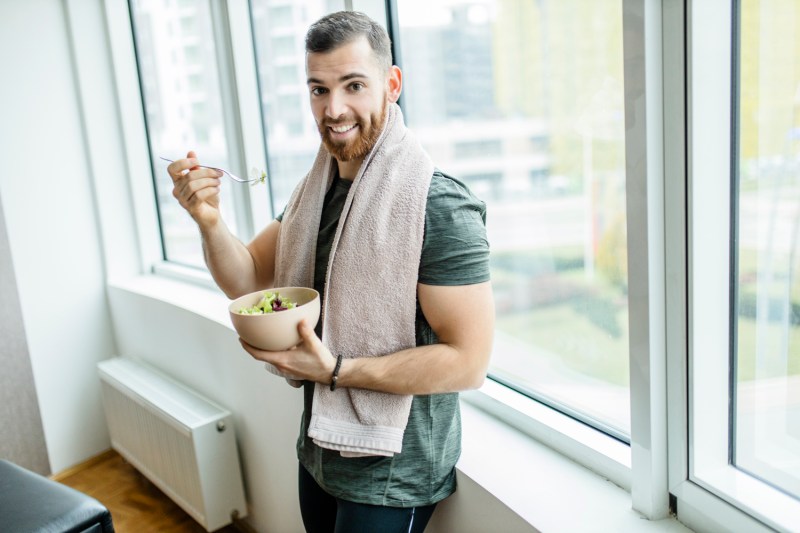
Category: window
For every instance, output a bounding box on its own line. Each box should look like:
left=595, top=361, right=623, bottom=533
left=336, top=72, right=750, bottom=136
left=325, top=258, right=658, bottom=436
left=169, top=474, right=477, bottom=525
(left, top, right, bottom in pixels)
left=272, top=35, right=297, bottom=59
left=682, top=0, right=800, bottom=529
left=734, top=0, right=800, bottom=503
left=269, top=5, right=294, bottom=27
left=129, top=0, right=239, bottom=268
left=397, top=0, right=630, bottom=439
left=453, top=139, right=503, bottom=159
left=250, top=1, right=344, bottom=215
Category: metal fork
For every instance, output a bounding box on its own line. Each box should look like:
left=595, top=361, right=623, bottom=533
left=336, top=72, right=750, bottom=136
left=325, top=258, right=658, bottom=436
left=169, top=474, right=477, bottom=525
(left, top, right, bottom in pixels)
left=159, top=157, right=265, bottom=184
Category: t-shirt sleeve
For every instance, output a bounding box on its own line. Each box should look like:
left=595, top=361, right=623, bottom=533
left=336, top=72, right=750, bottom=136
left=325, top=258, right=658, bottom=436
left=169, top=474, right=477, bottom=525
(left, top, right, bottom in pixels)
left=418, top=171, right=491, bottom=286
left=275, top=206, right=286, bottom=222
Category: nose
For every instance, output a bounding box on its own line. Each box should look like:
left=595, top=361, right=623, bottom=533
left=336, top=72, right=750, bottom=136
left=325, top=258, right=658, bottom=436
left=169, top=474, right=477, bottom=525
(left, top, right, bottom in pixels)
left=326, top=91, right=346, bottom=120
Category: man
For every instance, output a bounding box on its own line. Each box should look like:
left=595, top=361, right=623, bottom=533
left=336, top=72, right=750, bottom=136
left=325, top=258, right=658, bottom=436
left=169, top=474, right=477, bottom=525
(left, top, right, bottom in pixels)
left=167, top=11, right=493, bottom=533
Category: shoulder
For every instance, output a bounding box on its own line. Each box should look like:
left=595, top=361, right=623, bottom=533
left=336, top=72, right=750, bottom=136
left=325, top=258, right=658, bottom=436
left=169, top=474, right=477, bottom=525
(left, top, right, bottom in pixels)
left=419, top=169, right=490, bottom=286
left=426, top=169, right=487, bottom=221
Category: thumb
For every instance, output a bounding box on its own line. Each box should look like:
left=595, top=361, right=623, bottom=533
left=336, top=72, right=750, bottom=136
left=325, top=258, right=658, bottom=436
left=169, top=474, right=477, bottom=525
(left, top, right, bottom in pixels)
left=297, top=319, right=320, bottom=347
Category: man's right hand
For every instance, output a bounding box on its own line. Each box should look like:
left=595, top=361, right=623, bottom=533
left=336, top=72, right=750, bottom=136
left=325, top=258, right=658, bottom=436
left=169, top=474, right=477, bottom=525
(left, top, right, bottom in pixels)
left=167, top=150, right=223, bottom=229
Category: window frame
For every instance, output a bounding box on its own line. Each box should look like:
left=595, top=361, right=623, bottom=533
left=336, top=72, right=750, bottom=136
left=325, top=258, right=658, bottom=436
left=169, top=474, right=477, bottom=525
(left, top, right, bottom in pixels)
left=105, top=0, right=163, bottom=274
left=621, top=0, right=670, bottom=518
left=669, top=0, right=800, bottom=530
left=110, top=0, right=273, bottom=274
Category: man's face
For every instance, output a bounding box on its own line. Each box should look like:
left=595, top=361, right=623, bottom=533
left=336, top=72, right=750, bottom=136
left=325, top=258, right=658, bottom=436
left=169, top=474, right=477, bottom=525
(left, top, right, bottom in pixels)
left=306, top=37, right=393, bottom=163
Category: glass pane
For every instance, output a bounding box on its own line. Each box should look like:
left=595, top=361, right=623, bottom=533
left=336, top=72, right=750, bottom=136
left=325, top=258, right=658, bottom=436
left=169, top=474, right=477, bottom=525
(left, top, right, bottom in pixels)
left=735, top=0, right=800, bottom=497
left=249, top=0, right=344, bottom=215
left=130, top=0, right=238, bottom=267
left=397, top=0, right=629, bottom=438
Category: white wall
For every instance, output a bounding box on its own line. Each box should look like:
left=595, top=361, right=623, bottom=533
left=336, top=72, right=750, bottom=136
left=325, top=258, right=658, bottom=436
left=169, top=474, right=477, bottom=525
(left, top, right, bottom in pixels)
left=0, top=0, right=116, bottom=473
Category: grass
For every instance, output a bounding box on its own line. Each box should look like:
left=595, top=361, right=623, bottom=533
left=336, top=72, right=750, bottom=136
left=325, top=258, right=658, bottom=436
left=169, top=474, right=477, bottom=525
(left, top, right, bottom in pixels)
left=496, top=303, right=630, bottom=387
left=490, top=244, right=800, bottom=390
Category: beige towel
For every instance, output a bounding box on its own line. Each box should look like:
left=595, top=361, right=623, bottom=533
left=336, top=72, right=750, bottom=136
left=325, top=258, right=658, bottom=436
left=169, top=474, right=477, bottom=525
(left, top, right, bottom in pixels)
left=273, top=103, right=433, bottom=456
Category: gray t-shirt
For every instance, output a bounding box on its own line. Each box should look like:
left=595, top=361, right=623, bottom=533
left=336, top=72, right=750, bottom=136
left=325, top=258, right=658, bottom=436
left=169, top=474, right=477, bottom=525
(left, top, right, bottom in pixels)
left=277, top=169, right=490, bottom=506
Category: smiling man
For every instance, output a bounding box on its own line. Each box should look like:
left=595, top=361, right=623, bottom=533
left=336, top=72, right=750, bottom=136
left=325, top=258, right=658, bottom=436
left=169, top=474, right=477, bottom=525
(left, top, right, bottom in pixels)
left=167, top=11, right=493, bottom=533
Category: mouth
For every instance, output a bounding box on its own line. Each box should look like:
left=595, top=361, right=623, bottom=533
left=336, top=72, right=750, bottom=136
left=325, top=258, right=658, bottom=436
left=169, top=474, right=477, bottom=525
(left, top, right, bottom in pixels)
left=328, top=123, right=358, bottom=138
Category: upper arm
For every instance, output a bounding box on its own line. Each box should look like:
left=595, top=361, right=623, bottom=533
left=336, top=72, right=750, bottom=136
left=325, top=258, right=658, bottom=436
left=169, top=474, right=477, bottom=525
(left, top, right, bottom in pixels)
left=416, top=172, right=493, bottom=377
left=246, top=219, right=281, bottom=289
left=417, top=281, right=495, bottom=371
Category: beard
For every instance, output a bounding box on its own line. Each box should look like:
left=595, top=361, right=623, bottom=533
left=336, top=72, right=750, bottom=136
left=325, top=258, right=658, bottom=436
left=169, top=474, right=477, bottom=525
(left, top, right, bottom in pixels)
left=317, top=103, right=387, bottom=162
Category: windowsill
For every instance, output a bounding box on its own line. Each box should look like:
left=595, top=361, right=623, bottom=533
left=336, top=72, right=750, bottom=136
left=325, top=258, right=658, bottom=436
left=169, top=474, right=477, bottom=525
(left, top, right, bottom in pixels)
left=108, top=273, right=692, bottom=533
left=457, top=401, right=691, bottom=532
left=109, top=271, right=232, bottom=329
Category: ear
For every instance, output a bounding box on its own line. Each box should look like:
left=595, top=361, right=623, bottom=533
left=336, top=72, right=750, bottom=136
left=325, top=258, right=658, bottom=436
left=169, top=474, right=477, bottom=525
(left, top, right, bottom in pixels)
left=386, top=65, right=402, bottom=103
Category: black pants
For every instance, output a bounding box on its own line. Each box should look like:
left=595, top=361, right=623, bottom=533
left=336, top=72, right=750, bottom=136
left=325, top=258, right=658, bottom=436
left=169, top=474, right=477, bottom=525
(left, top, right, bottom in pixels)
left=298, top=464, right=437, bottom=533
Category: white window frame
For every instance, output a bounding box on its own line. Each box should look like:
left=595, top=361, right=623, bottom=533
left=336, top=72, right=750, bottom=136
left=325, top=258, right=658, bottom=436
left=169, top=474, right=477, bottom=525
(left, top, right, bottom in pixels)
left=669, top=0, right=800, bottom=531
left=622, top=0, right=670, bottom=519
left=104, top=0, right=163, bottom=274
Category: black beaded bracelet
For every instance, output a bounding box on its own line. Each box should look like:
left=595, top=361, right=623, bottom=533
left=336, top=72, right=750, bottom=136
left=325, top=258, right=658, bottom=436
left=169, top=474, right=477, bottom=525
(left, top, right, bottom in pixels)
left=330, top=354, right=343, bottom=391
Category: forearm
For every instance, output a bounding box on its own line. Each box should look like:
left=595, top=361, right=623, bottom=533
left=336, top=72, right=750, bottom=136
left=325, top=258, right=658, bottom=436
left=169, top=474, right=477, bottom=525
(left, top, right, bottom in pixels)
left=336, top=343, right=489, bottom=395
left=200, top=221, right=264, bottom=298
left=240, top=283, right=495, bottom=395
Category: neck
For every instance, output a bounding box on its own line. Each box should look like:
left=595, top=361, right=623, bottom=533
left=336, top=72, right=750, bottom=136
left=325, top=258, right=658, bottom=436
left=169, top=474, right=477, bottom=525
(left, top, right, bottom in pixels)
left=336, top=157, right=364, bottom=182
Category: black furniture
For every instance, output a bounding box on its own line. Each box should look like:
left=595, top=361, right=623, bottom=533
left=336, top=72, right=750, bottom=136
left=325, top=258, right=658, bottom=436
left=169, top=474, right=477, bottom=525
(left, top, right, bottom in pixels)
left=0, top=459, right=114, bottom=533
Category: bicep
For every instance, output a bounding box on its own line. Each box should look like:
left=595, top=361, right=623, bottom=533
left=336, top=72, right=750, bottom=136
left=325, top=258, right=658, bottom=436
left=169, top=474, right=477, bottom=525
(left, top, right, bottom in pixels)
left=417, top=281, right=495, bottom=360
left=247, top=219, right=281, bottom=288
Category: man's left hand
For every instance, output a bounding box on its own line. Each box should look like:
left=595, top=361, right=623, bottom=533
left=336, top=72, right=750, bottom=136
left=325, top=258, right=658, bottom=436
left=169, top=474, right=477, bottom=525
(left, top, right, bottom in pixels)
left=238, top=319, right=337, bottom=384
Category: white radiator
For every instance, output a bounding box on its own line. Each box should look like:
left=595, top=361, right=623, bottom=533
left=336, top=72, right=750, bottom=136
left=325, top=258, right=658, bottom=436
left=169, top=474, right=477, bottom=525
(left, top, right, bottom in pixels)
left=98, top=357, right=247, bottom=531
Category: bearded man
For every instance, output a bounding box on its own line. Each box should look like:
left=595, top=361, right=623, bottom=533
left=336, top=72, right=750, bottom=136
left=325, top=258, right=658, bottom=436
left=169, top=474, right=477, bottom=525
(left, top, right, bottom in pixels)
left=168, top=11, right=493, bottom=533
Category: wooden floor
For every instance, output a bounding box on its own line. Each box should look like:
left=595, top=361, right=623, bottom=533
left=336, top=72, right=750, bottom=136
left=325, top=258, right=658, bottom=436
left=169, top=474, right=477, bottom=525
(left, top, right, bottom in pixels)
left=55, top=450, right=240, bottom=533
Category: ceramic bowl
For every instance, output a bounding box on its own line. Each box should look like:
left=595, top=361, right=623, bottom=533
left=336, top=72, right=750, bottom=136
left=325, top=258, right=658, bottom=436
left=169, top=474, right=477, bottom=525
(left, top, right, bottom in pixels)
left=228, top=287, right=320, bottom=351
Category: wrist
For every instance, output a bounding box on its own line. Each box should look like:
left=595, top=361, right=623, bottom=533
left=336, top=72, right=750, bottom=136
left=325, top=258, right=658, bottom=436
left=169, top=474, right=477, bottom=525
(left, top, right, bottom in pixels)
left=329, top=354, right=343, bottom=391
left=197, top=216, right=223, bottom=236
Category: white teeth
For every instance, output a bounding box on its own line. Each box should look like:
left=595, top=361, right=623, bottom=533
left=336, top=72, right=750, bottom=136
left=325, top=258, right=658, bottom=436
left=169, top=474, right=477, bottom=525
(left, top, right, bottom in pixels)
left=331, top=124, right=355, bottom=133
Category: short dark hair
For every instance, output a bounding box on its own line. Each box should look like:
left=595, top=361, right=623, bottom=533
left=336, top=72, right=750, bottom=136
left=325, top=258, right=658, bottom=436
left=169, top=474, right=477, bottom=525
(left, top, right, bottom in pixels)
left=305, top=11, right=392, bottom=72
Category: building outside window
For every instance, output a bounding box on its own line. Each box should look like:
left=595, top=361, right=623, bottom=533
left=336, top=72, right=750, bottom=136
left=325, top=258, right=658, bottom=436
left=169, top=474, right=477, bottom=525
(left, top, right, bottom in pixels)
left=398, top=0, right=630, bottom=440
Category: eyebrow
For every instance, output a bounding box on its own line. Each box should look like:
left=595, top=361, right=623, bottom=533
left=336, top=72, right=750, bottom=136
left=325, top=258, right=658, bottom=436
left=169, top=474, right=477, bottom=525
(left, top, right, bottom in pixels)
left=307, top=72, right=370, bottom=85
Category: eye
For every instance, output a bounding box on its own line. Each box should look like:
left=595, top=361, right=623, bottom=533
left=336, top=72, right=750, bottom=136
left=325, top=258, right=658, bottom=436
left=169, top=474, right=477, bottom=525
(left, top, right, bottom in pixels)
left=310, top=86, right=328, bottom=96
left=349, top=82, right=364, bottom=92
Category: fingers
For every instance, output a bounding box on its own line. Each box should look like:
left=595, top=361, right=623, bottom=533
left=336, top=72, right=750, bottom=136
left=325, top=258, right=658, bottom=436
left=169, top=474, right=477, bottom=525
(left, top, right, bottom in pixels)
left=167, top=150, right=223, bottom=184
left=167, top=150, right=223, bottom=222
left=172, top=175, right=220, bottom=205
left=166, top=157, right=198, bottom=182
left=172, top=178, right=220, bottom=217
